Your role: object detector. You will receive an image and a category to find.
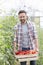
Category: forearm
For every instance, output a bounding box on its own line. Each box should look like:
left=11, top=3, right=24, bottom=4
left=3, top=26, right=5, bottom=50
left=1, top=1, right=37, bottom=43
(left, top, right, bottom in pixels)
left=13, top=41, right=17, bottom=54
left=34, top=38, right=39, bottom=51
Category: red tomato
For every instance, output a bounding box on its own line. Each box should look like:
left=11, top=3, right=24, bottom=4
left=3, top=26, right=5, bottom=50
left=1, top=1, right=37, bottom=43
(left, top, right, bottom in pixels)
left=15, top=50, right=37, bottom=55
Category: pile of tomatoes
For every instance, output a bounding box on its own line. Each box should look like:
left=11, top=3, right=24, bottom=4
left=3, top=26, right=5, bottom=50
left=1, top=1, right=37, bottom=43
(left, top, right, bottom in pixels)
left=15, top=50, right=38, bottom=55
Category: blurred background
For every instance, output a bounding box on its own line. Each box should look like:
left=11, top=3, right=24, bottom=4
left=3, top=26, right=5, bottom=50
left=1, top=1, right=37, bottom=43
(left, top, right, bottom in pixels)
left=0, top=0, right=43, bottom=65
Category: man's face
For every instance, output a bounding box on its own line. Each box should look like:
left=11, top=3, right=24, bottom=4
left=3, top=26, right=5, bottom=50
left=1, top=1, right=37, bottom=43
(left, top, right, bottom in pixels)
left=18, top=13, right=27, bottom=23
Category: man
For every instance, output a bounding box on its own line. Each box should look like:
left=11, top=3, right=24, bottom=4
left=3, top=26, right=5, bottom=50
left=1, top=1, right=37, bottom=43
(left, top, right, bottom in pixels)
left=13, top=10, right=39, bottom=65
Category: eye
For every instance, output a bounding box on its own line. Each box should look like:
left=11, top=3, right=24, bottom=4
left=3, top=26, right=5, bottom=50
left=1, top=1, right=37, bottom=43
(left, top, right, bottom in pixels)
left=20, top=16, right=25, bottom=18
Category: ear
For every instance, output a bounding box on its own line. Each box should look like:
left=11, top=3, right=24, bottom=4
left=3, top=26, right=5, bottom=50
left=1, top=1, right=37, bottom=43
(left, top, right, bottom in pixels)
left=27, top=16, right=28, bottom=20
left=18, top=15, right=20, bottom=18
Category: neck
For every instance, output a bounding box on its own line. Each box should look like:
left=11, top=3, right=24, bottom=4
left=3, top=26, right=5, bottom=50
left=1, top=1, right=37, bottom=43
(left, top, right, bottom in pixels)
left=21, top=21, right=27, bottom=25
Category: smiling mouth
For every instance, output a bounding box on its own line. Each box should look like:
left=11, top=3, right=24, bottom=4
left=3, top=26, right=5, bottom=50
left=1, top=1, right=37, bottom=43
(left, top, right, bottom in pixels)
left=20, top=19, right=25, bottom=21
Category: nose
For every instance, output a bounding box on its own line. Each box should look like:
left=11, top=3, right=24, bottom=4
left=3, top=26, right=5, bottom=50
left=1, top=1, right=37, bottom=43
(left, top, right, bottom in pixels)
left=21, top=17, right=24, bottom=19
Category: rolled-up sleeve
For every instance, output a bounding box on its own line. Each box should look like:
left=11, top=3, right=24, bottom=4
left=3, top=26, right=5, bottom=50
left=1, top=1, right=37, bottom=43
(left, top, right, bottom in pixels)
left=14, top=25, right=18, bottom=42
left=32, top=23, right=38, bottom=39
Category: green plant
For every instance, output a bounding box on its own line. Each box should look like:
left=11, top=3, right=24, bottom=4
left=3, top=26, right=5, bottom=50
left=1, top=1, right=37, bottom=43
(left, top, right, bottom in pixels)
left=0, top=16, right=17, bottom=65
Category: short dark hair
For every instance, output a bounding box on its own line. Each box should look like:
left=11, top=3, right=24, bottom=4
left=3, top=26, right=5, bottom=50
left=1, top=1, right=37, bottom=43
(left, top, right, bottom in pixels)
left=18, top=10, right=27, bottom=15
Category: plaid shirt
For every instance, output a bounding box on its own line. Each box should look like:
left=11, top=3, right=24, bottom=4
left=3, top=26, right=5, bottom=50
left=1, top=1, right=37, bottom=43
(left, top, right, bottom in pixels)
left=14, top=21, right=38, bottom=51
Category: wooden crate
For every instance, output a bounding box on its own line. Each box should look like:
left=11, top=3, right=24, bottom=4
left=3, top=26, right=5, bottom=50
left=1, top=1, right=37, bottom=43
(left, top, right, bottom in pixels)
left=15, top=53, right=38, bottom=62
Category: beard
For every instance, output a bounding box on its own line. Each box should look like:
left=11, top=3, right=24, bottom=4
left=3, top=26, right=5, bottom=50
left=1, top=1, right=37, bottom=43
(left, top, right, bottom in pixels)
left=20, top=19, right=26, bottom=23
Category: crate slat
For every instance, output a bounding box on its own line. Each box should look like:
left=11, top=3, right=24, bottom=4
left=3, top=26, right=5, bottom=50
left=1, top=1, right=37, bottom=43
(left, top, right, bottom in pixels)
left=15, top=53, right=38, bottom=62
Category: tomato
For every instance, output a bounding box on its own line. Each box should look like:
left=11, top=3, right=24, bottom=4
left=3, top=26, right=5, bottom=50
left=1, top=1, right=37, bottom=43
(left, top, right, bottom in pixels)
left=25, top=50, right=30, bottom=54
left=15, top=50, right=37, bottom=55
left=32, top=51, right=36, bottom=54
left=30, top=50, right=37, bottom=54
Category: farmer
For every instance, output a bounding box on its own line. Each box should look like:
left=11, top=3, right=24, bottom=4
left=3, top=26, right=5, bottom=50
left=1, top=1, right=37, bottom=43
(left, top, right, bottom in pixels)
left=13, top=10, right=39, bottom=65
